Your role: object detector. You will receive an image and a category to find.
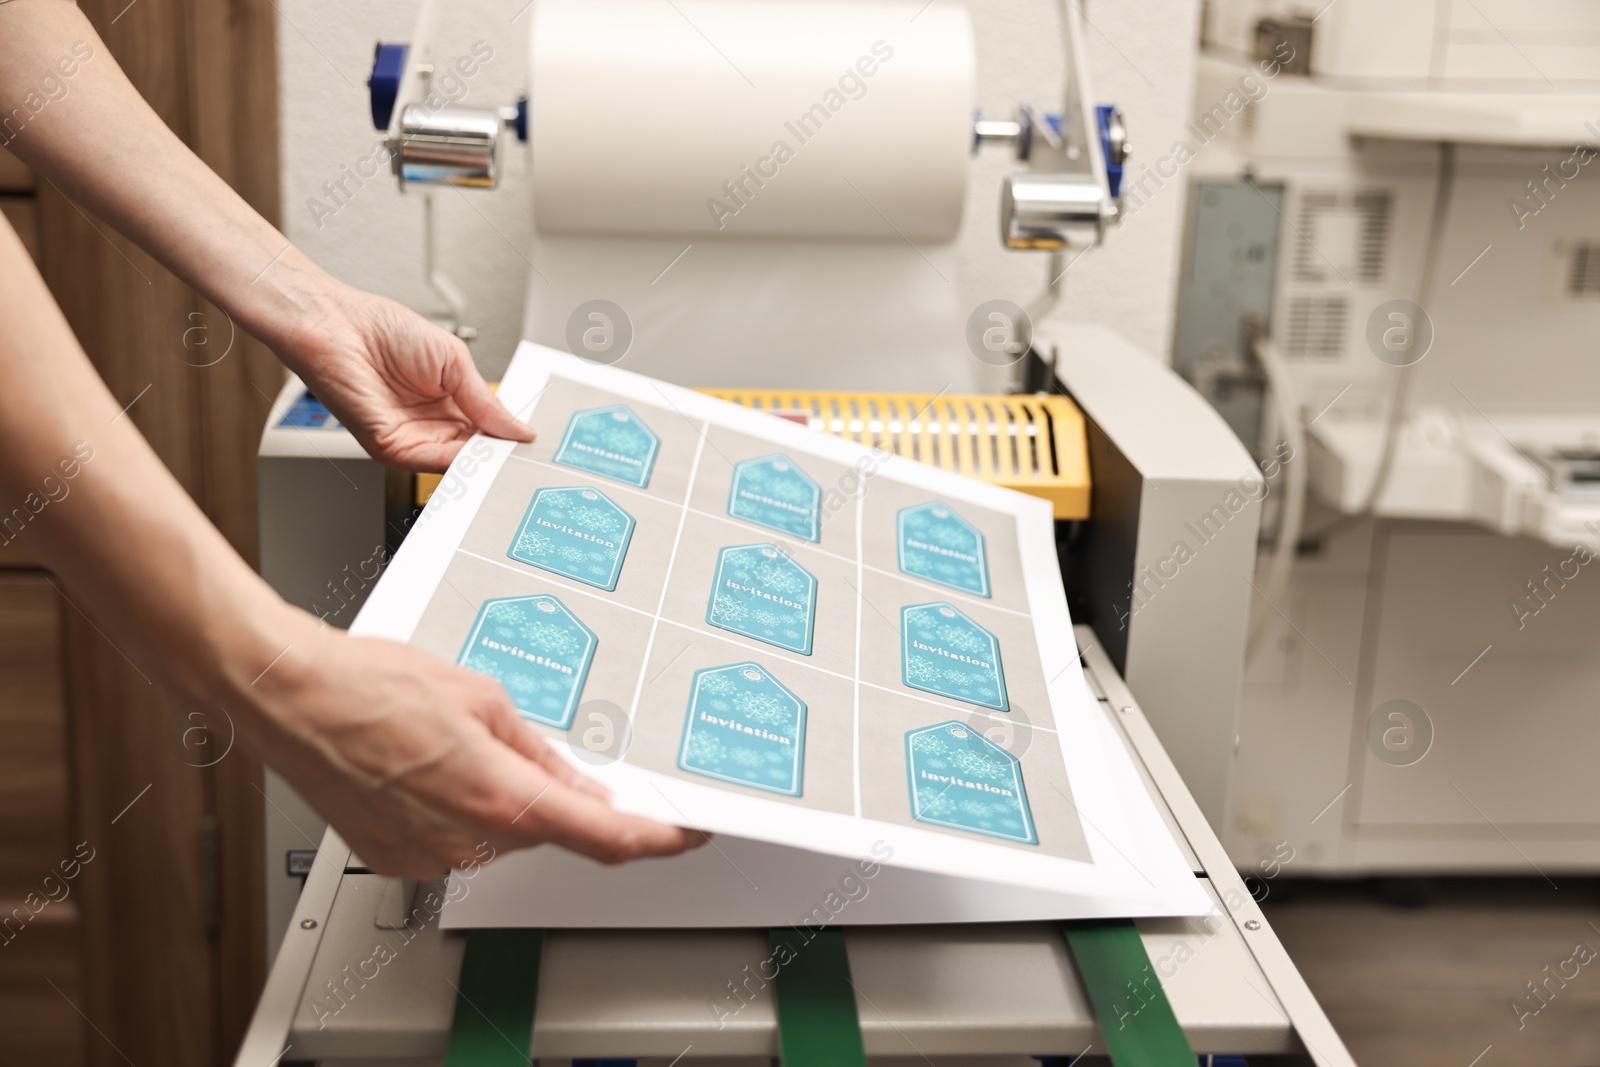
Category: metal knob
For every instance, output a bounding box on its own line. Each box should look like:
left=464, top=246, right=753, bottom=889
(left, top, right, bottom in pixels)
left=973, top=106, right=1064, bottom=162
left=1102, top=106, right=1129, bottom=167
left=1001, top=174, right=1107, bottom=250
left=393, top=105, right=501, bottom=188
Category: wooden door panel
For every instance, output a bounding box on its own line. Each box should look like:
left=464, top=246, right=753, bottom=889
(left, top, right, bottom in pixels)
left=0, top=574, right=83, bottom=1065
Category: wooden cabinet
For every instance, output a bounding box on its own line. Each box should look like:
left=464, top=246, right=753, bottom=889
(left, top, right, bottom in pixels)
left=0, top=145, right=32, bottom=192
left=0, top=145, right=40, bottom=265
left=0, top=575, right=84, bottom=1065
left=0, top=1, right=283, bottom=1062
left=0, top=198, right=39, bottom=263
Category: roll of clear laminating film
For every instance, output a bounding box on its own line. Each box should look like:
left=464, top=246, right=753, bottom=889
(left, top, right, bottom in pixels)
left=529, top=0, right=975, bottom=241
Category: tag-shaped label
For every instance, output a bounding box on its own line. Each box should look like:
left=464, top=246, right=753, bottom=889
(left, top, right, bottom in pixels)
left=508, top=486, right=634, bottom=591
left=707, top=547, right=819, bottom=655
left=898, top=502, right=990, bottom=598
left=901, top=602, right=1009, bottom=711
left=553, top=405, right=659, bottom=488
left=679, top=662, right=806, bottom=796
left=905, top=720, right=1037, bottom=844
left=707, top=544, right=817, bottom=655
left=727, top=454, right=821, bottom=542
left=458, top=595, right=596, bottom=729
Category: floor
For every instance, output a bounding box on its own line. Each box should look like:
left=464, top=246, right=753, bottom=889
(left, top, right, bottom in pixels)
left=1263, top=878, right=1600, bottom=1067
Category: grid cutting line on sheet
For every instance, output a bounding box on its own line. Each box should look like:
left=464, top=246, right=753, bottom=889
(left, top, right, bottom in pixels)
left=419, top=374, right=1090, bottom=861
left=455, top=547, right=1055, bottom=735
left=624, top=423, right=708, bottom=729
left=503, top=452, right=1033, bottom=619
left=852, top=476, right=864, bottom=818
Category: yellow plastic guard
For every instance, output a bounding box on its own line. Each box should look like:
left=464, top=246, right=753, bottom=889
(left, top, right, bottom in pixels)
left=416, top=390, right=1091, bottom=519
left=700, top=390, right=1090, bottom=520
left=416, top=471, right=442, bottom=505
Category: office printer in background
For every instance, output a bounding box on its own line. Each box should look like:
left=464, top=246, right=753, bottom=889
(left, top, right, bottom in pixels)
left=1177, top=0, right=1600, bottom=876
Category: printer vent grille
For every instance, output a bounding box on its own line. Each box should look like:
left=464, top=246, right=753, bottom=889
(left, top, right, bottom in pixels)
left=1567, top=241, right=1600, bottom=298
left=1292, top=189, right=1391, bottom=285
left=1283, top=295, right=1348, bottom=359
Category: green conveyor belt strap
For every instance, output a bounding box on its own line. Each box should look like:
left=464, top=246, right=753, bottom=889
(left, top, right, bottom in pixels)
left=1062, top=919, right=1195, bottom=1065
left=769, top=927, right=869, bottom=1067
left=439, top=922, right=1186, bottom=1067
left=443, top=927, right=544, bottom=1067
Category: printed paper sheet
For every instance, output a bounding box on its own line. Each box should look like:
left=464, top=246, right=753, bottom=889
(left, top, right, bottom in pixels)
left=351, top=342, right=1211, bottom=925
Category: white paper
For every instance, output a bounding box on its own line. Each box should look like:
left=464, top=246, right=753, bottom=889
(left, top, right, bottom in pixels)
left=352, top=342, right=1211, bottom=925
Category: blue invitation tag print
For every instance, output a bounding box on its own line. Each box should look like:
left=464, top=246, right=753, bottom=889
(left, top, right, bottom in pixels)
left=727, top=454, right=821, bottom=542
left=707, top=544, right=817, bottom=655
left=679, top=662, right=806, bottom=796
left=553, top=405, right=659, bottom=488
left=898, top=502, right=990, bottom=598
left=458, top=595, right=596, bottom=729
left=905, top=720, right=1037, bottom=844
left=901, top=602, right=1009, bottom=711
left=508, top=486, right=634, bottom=591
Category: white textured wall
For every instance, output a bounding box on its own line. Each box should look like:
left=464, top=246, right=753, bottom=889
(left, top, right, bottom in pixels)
left=276, top=0, right=1200, bottom=380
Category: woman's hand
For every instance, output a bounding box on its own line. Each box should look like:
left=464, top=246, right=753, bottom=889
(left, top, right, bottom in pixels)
left=0, top=1, right=527, bottom=474
left=276, top=284, right=535, bottom=473
left=240, top=614, right=705, bottom=878
left=0, top=2, right=696, bottom=883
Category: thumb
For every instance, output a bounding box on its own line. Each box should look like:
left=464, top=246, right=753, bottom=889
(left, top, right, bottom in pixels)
left=443, top=345, right=535, bottom=443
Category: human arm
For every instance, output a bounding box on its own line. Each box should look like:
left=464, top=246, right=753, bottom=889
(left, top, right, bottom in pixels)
left=0, top=212, right=701, bottom=875
left=0, top=0, right=526, bottom=472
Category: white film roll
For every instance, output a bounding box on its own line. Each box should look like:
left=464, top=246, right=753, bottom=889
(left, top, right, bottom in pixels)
left=530, top=0, right=974, bottom=241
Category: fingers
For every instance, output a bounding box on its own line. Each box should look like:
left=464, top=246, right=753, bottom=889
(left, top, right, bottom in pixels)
left=481, top=693, right=610, bottom=801
left=442, top=343, right=536, bottom=444
left=475, top=742, right=704, bottom=863
left=522, top=732, right=612, bottom=801
left=394, top=441, right=461, bottom=474
left=520, top=781, right=708, bottom=863
left=473, top=684, right=611, bottom=799
left=368, top=411, right=484, bottom=474
left=331, top=628, right=702, bottom=872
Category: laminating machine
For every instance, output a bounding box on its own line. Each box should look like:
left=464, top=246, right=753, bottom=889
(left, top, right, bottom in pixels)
left=241, top=2, right=1357, bottom=1062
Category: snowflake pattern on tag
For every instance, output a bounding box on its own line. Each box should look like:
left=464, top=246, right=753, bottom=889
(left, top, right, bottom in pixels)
left=553, top=405, right=660, bottom=488
left=727, top=454, right=821, bottom=541
left=458, top=595, right=596, bottom=729
left=906, top=720, right=1036, bottom=844
left=679, top=662, right=806, bottom=796
left=707, top=544, right=817, bottom=655
left=898, top=502, right=990, bottom=598
left=509, top=486, right=635, bottom=591
left=901, top=602, right=1009, bottom=711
